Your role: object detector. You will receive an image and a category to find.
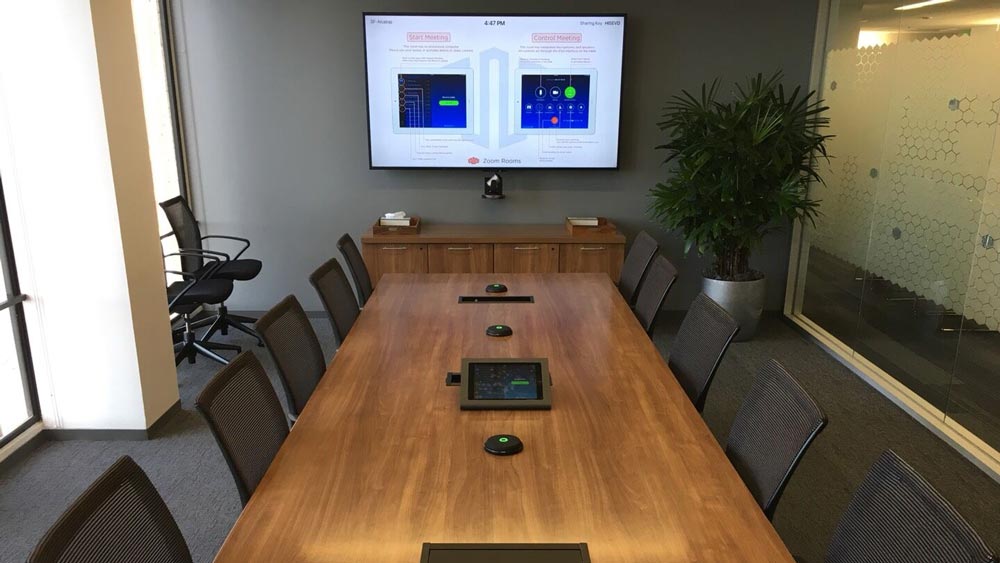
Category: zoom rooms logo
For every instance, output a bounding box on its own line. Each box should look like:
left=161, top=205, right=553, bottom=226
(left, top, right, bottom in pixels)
left=467, top=156, right=480, bottom=165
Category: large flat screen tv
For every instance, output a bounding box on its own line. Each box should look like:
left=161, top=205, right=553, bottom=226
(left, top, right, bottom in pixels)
left=363, top=13, right=626, bottom=169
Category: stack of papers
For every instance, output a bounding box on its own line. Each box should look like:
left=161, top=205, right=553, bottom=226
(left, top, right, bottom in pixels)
left=380, top=211, right=411, bottom=227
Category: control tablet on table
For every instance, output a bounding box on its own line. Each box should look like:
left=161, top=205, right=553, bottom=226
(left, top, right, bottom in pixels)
left=459, top=358, right=551, bottom=410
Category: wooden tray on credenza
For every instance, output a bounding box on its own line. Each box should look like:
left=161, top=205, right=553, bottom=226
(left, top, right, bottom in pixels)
left=372, top=216, right=421, bottom=235
left=566, top=217, right=616, bottom=236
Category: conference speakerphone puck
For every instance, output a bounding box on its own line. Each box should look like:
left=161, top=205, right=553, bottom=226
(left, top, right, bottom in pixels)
left=484, top=434, right=523, bottom=456
left=486, top=324, right=513, bottom=337
left=485, top=283, right=508, bottom=293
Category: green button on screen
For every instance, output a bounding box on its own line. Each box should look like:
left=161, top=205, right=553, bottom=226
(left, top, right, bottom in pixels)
left=438, top=99, right=459, bottom=106
left=564, top=86, right=577, bottom=99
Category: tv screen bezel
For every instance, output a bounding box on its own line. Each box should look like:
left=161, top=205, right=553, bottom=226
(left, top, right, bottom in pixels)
left=361, top=12, right=628, bottom=171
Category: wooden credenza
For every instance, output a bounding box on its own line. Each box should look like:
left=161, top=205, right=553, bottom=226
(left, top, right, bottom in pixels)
left=361, top=223, right=625, bottom=285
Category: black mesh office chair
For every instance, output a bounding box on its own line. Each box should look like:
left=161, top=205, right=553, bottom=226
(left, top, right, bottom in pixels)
left=725, top=359, right=826, bottom=520
left=619, top=230, right=659, bottom=307
left=633, top=254, right=678, bottom=335
left=160, top=195, right=263, bottom=345
left=309, top=257, right=360, bottom=348
left=668, top=293, right=739, bottom=412
left=257, top=295, right=326, bottom=420
left=167, top=250, right=240, bottom=365
left=29, top=456, right=193, bottom=563
left=337, top=233, right=373, bottom=307
left=196, top=351, right=289, bottom=506
left=826, top=450, right=997, bottom=563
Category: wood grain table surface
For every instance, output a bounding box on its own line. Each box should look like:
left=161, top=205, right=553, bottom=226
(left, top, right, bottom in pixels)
left=213, top=273, right=793, bottom=563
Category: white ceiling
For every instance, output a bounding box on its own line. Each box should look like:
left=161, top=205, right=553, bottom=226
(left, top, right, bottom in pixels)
left=859, top=0, right=1000, bottom=32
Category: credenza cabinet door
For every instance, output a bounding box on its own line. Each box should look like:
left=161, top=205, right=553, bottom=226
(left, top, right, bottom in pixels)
left=494, top=243, right=559, bottom=274
left=427, top=244, right=493, bottom=274
left=560, top=243, right=625, bottom=282
left=371, top=244, right=427, bottom=282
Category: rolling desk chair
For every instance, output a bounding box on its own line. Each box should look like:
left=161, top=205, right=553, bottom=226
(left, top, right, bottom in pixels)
left=309, top=257, right=360, bottom=348
left=633, top=254, right=678, bottom=335
left=197, top=351, right=290, bottom=506
left=257, top=295, right=326, bottom=422
left=825, top=450, right=997, bottom=563
left=668, top=293, right=739, bottom=412
left=619, top=230, right=659, bottom=308
left=29, top=456, right=193, bottom=563
left=167, top=250, right=240, bottom=365
left=337, top=233, right=373, bottom=307
left=725, top=359, right=826, bottom=520
left=160, top=195, right=263, bottom=346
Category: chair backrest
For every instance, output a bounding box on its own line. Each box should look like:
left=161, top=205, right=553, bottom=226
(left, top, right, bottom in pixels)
left=826, top=450, right=997, bottom=563
left=29, top=456, right=193, bottom=563
left=667, top=292, right=739, bottom=412
left=633, top=254, right=678, bottom=334
left=619, top=230, right=659, bottom=307
left=196, top=351, right=290, bottom=506
left=337, top=233, right=373, bottom=306
left=159, top=196, right=203, bottom=274
left=725, top=359, right=827, bottom=519
left=309, top=257, right=360, bottom=347
left=257, top=295, right=326, bottom=418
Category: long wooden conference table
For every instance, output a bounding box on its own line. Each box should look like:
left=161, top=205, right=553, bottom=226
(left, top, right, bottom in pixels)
left=214, top=273, right=793, bottom=562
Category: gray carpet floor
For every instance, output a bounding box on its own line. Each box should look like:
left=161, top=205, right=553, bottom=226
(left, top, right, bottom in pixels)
left=1, top=315, right=997, bottom=562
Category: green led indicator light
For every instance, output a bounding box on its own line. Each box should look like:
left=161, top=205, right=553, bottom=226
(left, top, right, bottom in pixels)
left=498, top=437, right=509, bottom=443
left=564, top=86, right=577, bottom=99
left=496, top=325, right=504, bottom=329
left=438, top=99, right=459, bottom=106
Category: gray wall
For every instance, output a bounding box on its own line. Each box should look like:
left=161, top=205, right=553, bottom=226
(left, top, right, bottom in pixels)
left=171, top=0, right=820, bottom=312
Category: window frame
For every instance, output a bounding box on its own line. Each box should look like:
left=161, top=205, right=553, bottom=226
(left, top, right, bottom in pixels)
left=0, top=173, right=40, bottom=449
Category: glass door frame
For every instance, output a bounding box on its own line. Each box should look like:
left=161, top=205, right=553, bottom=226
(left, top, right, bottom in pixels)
left=0, top=173, right=40, bottom=449
left=157, top=0, right=191, bottom=202
left=784, top=0, right=1000, bottom=482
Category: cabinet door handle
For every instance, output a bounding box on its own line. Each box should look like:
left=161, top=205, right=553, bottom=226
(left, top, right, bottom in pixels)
left=447, top=246, right=473, bottom=251
left=514, top=246, right=540, bottom=251
left=580, top=246, right=606, bottom=251
left=381, top=246, right=408, bottom=251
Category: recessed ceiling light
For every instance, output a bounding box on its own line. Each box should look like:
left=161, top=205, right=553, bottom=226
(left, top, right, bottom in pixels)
left=894, top=0, right=954, bottom=11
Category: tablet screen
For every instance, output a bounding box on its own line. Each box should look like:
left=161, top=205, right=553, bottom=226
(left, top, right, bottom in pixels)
left=469, top=363, right=543, bottom=400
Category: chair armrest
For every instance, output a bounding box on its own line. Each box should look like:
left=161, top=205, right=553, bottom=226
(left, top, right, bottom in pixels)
left=164, top=250, right=228, bottom=278
left=167, top=248, right=232, bottom=280
left=201, top=234, right=250, bottom=261
left=175, top=246, right=232, bottom=261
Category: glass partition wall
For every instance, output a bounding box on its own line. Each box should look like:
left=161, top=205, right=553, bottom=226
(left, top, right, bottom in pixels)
left=789, top=0, right=1000, bottom=473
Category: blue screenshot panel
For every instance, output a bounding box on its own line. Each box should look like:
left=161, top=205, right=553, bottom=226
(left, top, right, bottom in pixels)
left=470, top=363, right=542, bottom=400
left=520, top=74, right=591, bottom=129
left=397, top=74, right=466, bottom=128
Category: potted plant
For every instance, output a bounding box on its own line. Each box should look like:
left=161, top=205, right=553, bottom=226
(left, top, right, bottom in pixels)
left=649, top=72, right=830, bottom=340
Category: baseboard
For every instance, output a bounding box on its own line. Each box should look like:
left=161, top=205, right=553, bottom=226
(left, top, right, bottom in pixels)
left=45, top=399, right=183, bottom=442
left=783, top=312, right=1000, bottom=484
left=45, top=428, right=151, bottom=441
left=147, top=399, right=182, bottom=438
left=660, top=309, right=784, bottom=320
